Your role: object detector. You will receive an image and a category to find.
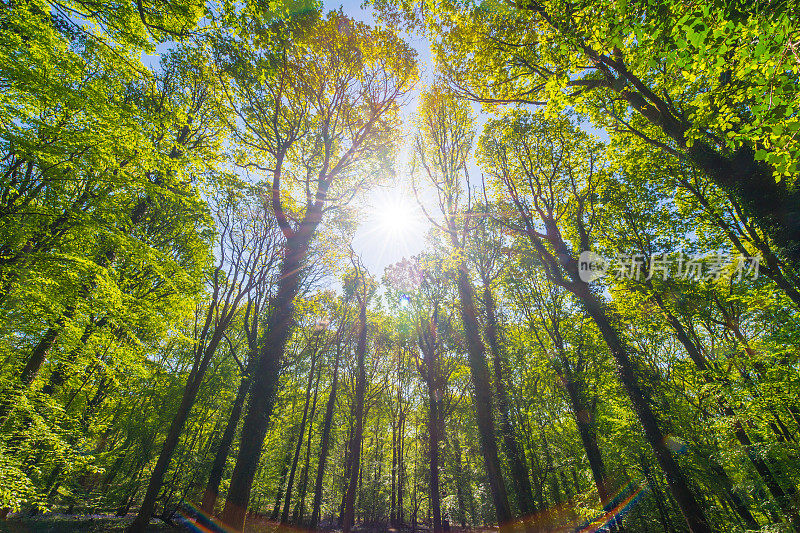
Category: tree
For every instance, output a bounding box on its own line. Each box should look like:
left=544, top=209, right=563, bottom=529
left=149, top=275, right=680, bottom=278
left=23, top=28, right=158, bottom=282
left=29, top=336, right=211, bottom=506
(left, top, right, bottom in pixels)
left=280, top=321, right=325, bottom=524
left=467, top=213, right=538, bottom=523
left=341, top=255, right=373, bottom=533
left=480, top=110, right=712, bottom=532
left=212, top=11, right=416, bottom=529
left=412, top=85, right=512, bottom=527
left=508, top=267, right=620, bottom=529
left=600, top=171, right=800, bottom=528
left=386, top=255, right=462, bottom=533
left=127, top=183, right=281, bottom=532
left=309, top=293, right=355, bottom=528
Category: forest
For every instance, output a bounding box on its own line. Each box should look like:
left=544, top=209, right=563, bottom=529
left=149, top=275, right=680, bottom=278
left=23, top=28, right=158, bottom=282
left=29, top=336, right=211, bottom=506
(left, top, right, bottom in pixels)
left=1, top=0, right=799, bottom=532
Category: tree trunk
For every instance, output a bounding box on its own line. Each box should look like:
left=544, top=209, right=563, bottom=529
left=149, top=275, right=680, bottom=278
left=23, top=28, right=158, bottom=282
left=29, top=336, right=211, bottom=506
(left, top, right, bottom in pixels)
left=453, top=436, right=467, bottom=528
left=281, top=344, right=320, bottom=523
left=653, top=293, right=797, bottom=527
left=342, top=296, right=368, bottom=533
left=310, top=341, right=342, bottom=528
left=454, top=268, right=512, bottom=526
left=391, top=350, right=404, bottom=527
left=574, top=281, right=712, bottom=533
left=220, top=232, right=312, bottom=531
left=127, top=331, right=225, bottom=533
left=685, top=142, right=800, bottom=270
left=398, top=409, right=406, bottom=525
left=730, top=415, right=800, bottom=527
left=675, top=173, right=800, bottom=309
left=200, top=371, right=251, bottom=514
left=391, top=413, right=398, bottom=526
left=483, top=285, right=537, bottom=519
left=640, top=456, right=675, bottom=533
left=41, top=318, right=101, bottom=396
left=271, top=449, right=292, bottom=520
left=127, top=371, right=202, bottom=532
left=707, top=459, right=759, bottom=530
left=600, top=55, right=800, bottom=268
left=19, top=305, right=75, bottom=388
left=339, top=423, right=354, bottom=526
left=562, top=374, right=609, bottom=503
left=295, top=356, right=322, bottom=524
left=21, top=327, right=60, bottom=384
left=427, top=380, right=442, bottom=533
left=539, top=428, right=560, bottom=525
left=522, top=216, right=711, bottom=532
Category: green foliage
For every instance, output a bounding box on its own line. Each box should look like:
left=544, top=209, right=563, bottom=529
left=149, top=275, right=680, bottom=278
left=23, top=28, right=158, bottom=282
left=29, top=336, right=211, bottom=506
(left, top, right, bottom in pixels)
left=0, top=1, right=799, bottom=532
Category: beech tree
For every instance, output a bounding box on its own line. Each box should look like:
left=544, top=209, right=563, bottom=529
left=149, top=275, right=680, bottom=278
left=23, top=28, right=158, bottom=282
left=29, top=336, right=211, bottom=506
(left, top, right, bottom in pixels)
left=386, top=255, right=463, bottom=533
left=127, top=183, right=282, bottom=532
left=412, top=86, right=513, bottom=527
left=480, top=110, right=712, bottom=532
left=214, top=11, right=417, bottom=530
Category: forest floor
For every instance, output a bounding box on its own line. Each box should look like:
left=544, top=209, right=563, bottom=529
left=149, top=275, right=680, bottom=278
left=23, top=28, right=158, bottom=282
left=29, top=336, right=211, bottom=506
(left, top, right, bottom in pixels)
left=0, top=513, right=178, bottom=532
left=0, top=514, right=498, bottom=533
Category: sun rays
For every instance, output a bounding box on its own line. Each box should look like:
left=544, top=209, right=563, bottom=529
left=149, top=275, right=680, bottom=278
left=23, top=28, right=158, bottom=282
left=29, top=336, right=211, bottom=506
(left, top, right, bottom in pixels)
left=353, top=187, right=428, bottom=270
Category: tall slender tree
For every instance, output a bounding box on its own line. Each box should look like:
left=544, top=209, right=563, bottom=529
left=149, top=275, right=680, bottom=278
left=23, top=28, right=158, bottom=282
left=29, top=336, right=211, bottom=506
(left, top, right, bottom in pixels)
left=412, top=85, right=512, bottom=526
left=480, top=110, right=712, bottom=533
left=128, top=184, right=280, bottom=533
left=214, top=12, right=416, bottom=529
left=342, top=254, right=372, bottom=533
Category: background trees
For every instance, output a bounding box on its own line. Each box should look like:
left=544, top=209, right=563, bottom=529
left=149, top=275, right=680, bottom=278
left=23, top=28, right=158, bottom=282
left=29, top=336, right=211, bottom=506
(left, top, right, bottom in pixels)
left=412, top=86, right=513, bottom=527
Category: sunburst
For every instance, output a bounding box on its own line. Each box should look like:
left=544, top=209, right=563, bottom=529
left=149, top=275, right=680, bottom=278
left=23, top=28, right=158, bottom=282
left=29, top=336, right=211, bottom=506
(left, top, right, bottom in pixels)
left=354, top=188, right=427, bottom=270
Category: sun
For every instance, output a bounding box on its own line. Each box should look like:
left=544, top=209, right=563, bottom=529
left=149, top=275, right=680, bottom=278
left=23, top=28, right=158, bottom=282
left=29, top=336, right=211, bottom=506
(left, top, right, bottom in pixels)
left=377, top=197, right=418, bottom=239
left=351, top=189, right=428, bottom=270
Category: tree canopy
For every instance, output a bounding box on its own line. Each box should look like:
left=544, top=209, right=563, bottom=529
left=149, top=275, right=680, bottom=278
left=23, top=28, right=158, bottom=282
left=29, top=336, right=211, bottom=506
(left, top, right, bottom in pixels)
left=1, top=1, right=799, bottom=533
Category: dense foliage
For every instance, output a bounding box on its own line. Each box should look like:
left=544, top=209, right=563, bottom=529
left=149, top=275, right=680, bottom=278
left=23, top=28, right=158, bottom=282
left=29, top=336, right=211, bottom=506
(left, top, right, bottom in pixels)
left=1, top=1, right=799, bottom=532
